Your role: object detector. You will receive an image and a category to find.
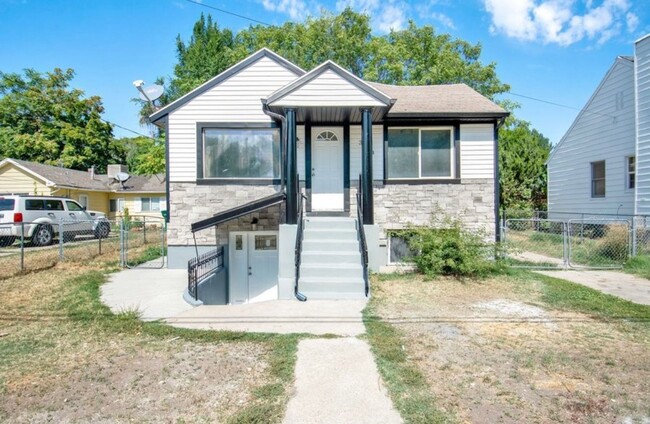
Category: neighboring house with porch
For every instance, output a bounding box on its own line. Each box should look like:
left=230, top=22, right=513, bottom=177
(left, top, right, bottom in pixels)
left=150, top=48, right=507, bottom=304
left=547, top=33, right=650, bottom=217
left=0, top=158, right=166, bottom=219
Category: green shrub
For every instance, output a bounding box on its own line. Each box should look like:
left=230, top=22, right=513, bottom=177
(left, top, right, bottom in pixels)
left=400, top=218, right=505, bottom=278
left=596, top=224, right=629, bottom=261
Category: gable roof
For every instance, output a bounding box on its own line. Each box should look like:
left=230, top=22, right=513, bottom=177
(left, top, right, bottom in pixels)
left=369, top=82, right=507, bottom=118
left=547, top=56, right=634, bottom=163
left=0, top=158, right=165, bottom=193
left=263, top=60, right=394, bottom=106
left=149, top=48, right=306, bottom=123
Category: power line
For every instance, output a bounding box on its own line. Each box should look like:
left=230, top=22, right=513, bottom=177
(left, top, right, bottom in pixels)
left=101, top=119, right=155, bottom=139
left=505, top=91, right=616, bottom=119
left=182, top=0, right=272, bottom=26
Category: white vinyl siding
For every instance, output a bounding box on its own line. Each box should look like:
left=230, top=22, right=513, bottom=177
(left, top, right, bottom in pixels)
left=548, top=58, right=636, bottom=216
left=636, top=35, right=650, bottom=215
left=271, top=69, right=386, bottom=107
left=460, top=124, right=494, bottom=179
left=167, top=56, right=302, bottom=182
left=350, top=125, right=384, bottom=181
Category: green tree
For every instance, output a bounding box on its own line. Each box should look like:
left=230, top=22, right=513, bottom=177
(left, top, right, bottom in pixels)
left=112, top=136, right=165, bottom=175
left=0, top=68, right=115, bottom=172
left=499, top=119, right=551, bottom=211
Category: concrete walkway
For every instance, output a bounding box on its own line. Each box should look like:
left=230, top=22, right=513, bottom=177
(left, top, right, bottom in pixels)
left=283, top=338, right=403, bottom=424
left=536, top=269, right=650, bottom=305
left=167, top=299, right=366, bottom=335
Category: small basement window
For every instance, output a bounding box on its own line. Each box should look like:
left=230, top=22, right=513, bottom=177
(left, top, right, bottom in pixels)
left=591, top=161, right=605, bottom=198
left=627, top=156, right=635, bottom=190
left=388, top=233, right=415, bottom=264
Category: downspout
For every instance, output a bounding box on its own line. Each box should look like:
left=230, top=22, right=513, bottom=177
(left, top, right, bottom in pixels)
left=494, top=116, right=507, bottom=243
left=262, top=102, right=287, bottom=193
left=262, top=102, right=307, bottom=302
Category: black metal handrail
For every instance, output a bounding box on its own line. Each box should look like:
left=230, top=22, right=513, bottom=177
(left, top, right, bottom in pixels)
left=357, top=174, right=370, bottom=296
left=294, top=175, right=307, bottom=301
left=188, top=246, right=224, bottom=301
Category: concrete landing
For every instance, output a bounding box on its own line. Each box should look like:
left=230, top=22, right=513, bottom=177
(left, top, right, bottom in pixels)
left=101, top=268, right=192, bottom=320
left=536, top=269, right=650, bottom=306
left=282, top=338, right=403, bottom=424
left=166, top=299, right=367, bottom=336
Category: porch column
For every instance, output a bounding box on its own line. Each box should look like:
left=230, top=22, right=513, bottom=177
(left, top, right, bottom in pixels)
left=361, top=107, right=374, bottom=225
left=285, top=108, right=298, bottom=224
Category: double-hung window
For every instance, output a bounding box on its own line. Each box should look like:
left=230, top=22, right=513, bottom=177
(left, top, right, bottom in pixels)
left=201, top=126, right=281, bottom=180
left=386, top=127, right=454, bottom=179
left=591, top=161, right=606, bottom=198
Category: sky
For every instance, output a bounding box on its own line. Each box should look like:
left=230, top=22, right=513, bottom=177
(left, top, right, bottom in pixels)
left=0, top=0, right=648, bottom=145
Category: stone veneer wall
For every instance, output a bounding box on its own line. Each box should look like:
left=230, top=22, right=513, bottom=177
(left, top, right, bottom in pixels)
left=168, top=183, right=283, bottom=246
left=350, top=178, right=495, bottom=238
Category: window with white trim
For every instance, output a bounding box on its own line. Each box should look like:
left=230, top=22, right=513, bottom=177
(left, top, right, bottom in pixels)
left=627, top=156, right=635, bottom=190
left=386, top=127, right=454, bottom=179
left=141, top=197, right=161, bottom=212
left=591, top=161, right=606, bottom=198
left=109, top=198, right=125, bottom=213
left=78, top=194, right=88, bottom=209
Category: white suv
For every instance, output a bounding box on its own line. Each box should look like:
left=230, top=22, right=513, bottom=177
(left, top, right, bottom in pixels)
left=0, top=195, right=111, bottom=247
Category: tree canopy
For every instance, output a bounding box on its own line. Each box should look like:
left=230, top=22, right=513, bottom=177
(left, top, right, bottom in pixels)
left=499, top=119, right=552, bottom=211
left=150, top=9, right=509, bottom=113
left=0, top=68, right=121, bottom=173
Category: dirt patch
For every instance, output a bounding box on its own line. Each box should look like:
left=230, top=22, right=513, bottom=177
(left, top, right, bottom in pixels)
left=372, top=274, right=650, bottom=423
left=2, top=339, right=269, bottom=423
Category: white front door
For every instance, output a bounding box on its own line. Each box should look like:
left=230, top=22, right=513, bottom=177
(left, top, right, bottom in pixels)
left=312, top=127, right=344, bottom=211
left=228, top=231, right=279, bottom=304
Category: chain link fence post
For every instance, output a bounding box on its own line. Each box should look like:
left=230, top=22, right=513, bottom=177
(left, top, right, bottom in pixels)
left=143, top=215, right=146, bottom=244
left=562, top=222, right=569, bottom=270
left=20, top=222, right=25, bottom=272
left=631, top=217, right=637, bottom=257
left=59, top=218, right=64, bottom=260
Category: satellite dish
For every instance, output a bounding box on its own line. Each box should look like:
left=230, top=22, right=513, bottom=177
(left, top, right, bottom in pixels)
left=115, top=172, right=131, bottom=182
left=138, top=84, right=164, bottom=102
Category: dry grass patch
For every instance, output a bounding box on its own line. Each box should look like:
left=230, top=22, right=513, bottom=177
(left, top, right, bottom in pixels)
left=0, top=245, right=298, bottom=423
left=370, top=272, right=650, bottom=423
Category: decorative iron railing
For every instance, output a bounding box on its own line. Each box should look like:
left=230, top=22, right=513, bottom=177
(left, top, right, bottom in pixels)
left=357, top=175, right=370, bottom=296
left=294, top=175, right=307, bottom=301
left=187, top=246, right=224, bottom=301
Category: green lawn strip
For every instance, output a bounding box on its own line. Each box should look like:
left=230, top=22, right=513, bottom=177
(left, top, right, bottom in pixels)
left=512, top=269, right=650, bottom=322
left=362, top=302, right=455, bottom=424
left=623, top=255, right=650, bottom=280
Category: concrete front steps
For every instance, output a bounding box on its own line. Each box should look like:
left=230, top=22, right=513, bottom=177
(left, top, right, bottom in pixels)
left=298, top=217, right=366, bottom=299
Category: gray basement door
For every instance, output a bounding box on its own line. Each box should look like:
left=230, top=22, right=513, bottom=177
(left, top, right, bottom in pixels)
left=228, top=231, right=279, bottom=304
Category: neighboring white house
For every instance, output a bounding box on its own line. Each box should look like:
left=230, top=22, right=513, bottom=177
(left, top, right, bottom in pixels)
left=150, top=48, right=507, bottom=304
left=548, top=33, right=650, bottom=216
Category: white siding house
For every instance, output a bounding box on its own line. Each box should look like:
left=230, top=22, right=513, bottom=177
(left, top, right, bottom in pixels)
left=548, top=33, right=650, bottom=217
left=150, top=48, right=508, bottom=303
left=636, top=34, right=650, bottom=215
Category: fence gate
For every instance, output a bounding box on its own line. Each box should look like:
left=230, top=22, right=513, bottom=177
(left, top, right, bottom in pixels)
left=503, top=218, right=568, bottom=269
left=567, top=219, right=629, bottom=269
left=503, top=218, right=630, bottom=270
left=119, top=216, right=167, bottom=269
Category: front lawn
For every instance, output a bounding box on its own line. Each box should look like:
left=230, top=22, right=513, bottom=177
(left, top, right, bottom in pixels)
left=365, top=270, right=650, bottom=423
left=0, top=245, right=299, bottom=423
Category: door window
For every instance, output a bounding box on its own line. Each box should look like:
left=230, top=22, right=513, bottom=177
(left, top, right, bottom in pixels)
left=66, top=201, right=84, bottom=211
left=254, top=235, right=277, bottom=250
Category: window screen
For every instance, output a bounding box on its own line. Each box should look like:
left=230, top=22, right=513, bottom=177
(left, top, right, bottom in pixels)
left=387, top=129, right=418, bottom=178
left=591, top=161, right=605, bottom=198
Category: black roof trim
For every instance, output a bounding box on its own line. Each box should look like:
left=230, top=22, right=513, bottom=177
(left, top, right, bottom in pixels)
left=190, top=191, right=286, bottom=233
left=264, top=61, right=394, bottom=106
left=150, top=49, right=306, bottom=123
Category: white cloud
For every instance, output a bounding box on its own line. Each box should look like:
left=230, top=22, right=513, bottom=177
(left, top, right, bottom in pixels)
left=483, top=0, right=638, bottom=46
left=261, top=0, right=308, bottom=20
left=376, top=3, right=407, bottom=32
left=430, top=12, right=456, bottom=29
left=335, top=0, right=379, bottom=12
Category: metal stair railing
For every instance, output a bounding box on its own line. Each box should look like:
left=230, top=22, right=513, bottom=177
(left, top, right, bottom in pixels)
left=356, top=175, right=370, bottom=296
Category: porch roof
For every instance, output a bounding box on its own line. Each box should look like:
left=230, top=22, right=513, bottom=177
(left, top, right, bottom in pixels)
left=263, top=60, right=395, bottom=123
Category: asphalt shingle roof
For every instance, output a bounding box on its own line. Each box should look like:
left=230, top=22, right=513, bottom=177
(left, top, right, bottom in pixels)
left=6, top=159, right=164, bottom=193
left=369, top=82, right=507, bottom=117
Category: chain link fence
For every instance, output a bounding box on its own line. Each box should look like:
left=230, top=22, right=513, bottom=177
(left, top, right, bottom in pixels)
left=0, top=216, right=166, bottom=280
left=502, top=210, right=642, bottom=269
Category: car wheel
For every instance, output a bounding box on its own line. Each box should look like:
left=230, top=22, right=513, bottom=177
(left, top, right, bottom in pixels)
left=94, top=222, right=110, bottom=239
left=0, top=236, right=15, bottom=247
left=32, top=224, right=54, bottom=246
